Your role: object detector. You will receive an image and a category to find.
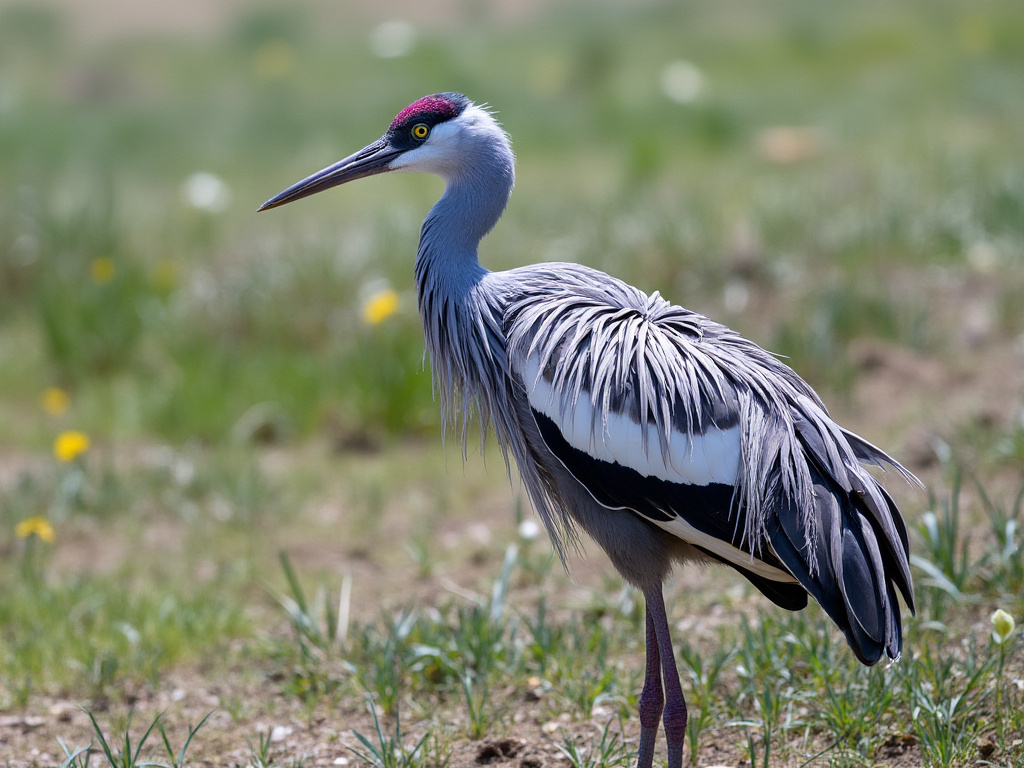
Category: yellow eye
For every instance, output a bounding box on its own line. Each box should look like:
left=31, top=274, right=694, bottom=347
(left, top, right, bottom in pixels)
left=411, top=123, right=429, bottom=140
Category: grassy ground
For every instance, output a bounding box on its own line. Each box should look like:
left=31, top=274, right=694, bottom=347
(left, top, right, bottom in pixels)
left=1, top=0, right=1024, bottom=765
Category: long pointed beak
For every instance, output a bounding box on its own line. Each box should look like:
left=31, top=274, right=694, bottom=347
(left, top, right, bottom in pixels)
left=258, top=137, right=400, bottom=211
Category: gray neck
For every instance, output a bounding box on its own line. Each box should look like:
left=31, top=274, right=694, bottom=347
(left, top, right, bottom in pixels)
left=412, top=143, right=515, bottom=439
left=414, top=142, right=515, bottom=299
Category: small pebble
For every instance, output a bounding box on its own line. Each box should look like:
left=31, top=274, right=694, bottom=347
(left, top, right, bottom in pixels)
left=270, top=725, right=293, bottom=742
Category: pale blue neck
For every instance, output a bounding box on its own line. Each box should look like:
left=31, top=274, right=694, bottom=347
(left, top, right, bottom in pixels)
left=412, top=169, right=514, bottom=438
left=414, top=166, right=513, bottom=299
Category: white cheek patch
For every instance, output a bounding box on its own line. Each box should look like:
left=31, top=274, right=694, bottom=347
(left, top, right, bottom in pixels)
left=389, top=121, right=461, bottom=173
left=524, top=357, right=741, bottom=487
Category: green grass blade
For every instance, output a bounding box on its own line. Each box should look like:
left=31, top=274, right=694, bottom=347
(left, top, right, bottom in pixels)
left=81, top=708, right=117, bottom=767
left=279, top=550, right=310, bottom=617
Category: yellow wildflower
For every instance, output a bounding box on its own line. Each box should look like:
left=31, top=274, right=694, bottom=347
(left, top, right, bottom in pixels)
left=362, top=288, right=400, bottom=325
left=41, top=387, right=70, bottom=416
left=90, top=257, right=116, bottom=284
left=54, top=430, right=90, bottom=462
left=15, top=516, right=55, bottom=544
left=992, top=608, right=1016, bottom=644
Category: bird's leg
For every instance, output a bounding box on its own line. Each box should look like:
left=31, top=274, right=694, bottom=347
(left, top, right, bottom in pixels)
left=635, top=607, right=663, bottom=768
left=643, top=586, right=687, bottom=768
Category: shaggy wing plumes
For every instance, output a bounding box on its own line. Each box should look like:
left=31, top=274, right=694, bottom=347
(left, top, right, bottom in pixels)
left=503, top=263, right=916, bottom=664
left=774, top=404, right=916, bottom=662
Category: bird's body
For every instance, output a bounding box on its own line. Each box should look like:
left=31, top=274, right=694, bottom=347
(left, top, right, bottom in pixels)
left=261, top=93, right=916, bottom=768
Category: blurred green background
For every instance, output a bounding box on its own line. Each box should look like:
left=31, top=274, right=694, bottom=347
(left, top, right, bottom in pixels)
left=1, top=0, right=1021, bottom=453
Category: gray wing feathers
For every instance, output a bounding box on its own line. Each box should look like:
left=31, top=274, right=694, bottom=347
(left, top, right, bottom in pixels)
left=778, top=392, right=915, bottom=663
left=506, top=271, right=808, bottom=555
left=501, top=264, right=915, bottom=664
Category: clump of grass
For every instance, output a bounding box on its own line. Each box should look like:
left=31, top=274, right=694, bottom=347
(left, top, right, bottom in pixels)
left=678, top=644, right=734, bottom=764
left=74, top=708, right=211, bottom=768
left=815, top=661, right=894, bottom=760
left=911, top=471, right=974, bottom=618
left=349, top=697, right=432, bottom=768
left=271, top=545, right=527, bottom=724
left=276, top=550, right=351, bottom=657
left=56, top=739, right=94, bottom=768
left=520, top=581, right=636, bottom=721
left=245, top=729, right=274, bottom=768
left=910, top=470, right=1024, bottom=622
left=557, top=717, right=633, bottom=768
left=446, top=550, right=522, bottom=682
left=522, top=595, right=559, bottom=677
left=975, top=477, right=1024, bottom=597
left=156, top=712, right=215, bottom=768
left=81, top=708, right=162, bottom=768
left=726, top=616, right=807, bottom=767
left=899, top=642, right=990, bottom=768
left=554, top=619, right=622, bottom=720
left=459, top=671, right=494, bottom=740
left=272, top=551, right=354, bottom=706
left=352, top=609, right=421, bottom=718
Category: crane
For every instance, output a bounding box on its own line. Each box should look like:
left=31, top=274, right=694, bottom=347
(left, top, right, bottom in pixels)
left=260, top=93, right=916, bottom=768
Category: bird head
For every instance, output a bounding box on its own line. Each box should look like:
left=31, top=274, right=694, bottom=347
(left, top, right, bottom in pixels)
left=258, top=92, right=510, bottom=211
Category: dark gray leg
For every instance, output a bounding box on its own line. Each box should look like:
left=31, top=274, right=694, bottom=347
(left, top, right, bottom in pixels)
left=635, top=607, right=663, bottom=768
left=642, top=587, right=686, bottom=768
